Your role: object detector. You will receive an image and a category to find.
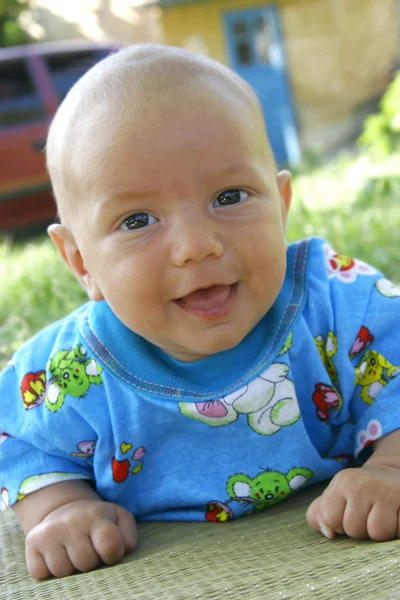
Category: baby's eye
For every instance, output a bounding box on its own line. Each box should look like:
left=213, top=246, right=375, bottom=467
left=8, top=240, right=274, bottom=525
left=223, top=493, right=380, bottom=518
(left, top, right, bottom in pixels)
left=213, top=189, right=248, bottom=207
left=120, top=212, right=157, bottom=231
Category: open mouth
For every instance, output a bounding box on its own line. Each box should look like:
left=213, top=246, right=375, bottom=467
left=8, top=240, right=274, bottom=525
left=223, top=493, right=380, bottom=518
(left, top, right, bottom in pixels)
left=174, top=282, right=238, bottom=320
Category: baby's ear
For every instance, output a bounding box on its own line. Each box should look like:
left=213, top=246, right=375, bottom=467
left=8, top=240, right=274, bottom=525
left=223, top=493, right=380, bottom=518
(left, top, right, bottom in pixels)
left=47, top=224, right=104, bottom=301
left=277, top=170, right=292, bottom=226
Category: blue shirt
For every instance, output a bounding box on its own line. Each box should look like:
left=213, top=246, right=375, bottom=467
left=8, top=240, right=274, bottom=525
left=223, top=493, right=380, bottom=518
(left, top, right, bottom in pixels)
left=1, top=237, right=400, bottom=522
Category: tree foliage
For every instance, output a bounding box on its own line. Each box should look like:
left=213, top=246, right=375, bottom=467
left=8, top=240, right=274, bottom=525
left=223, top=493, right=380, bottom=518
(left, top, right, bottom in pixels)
left=358, top=72, right=400, bottom=156
left=0, top=0, right=29, bottom=47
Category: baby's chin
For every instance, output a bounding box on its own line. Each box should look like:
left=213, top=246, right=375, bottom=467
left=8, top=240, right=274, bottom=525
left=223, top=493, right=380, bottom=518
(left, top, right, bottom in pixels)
left=161, top=328, right=254, bottom=363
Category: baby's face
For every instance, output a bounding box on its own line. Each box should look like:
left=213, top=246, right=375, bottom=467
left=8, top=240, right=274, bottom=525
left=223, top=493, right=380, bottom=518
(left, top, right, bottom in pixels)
left=67, top=83, right=291, bottom=361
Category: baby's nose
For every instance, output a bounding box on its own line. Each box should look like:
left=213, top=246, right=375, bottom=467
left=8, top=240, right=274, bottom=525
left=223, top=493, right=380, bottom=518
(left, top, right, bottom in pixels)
left=170, top=215, right=224, bottom=266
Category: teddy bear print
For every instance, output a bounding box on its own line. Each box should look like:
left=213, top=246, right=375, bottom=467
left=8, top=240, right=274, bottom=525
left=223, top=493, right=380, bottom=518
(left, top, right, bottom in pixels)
left=205, top=466, right=313, bottom=521
left=355, top=419, right=382, bottom=456
left=375, top=278, right=400, bottom=298
left=45, top=345, right=103, bottom=412
left=179, top=361, right=300, bottom=435
left=355, top=351, right=400, bottom=405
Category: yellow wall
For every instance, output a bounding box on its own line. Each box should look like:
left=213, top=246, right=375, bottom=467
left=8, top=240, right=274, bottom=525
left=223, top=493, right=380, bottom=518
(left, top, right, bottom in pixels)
left=27, top=0, right=162, bottom=44
left=160, top=0, right=398, bottom=151
left=161, top=0, right=294, bottom=64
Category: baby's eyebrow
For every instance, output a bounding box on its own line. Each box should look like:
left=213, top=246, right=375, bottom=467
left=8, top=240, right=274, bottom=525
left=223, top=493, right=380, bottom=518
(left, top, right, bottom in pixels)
left=210, top=164, right=263, bottom=178
left=100, top=188, right=161, bottom=209
left=113, top=188, right=160, bottom=201
left=210, top=164, right=275, bottom=189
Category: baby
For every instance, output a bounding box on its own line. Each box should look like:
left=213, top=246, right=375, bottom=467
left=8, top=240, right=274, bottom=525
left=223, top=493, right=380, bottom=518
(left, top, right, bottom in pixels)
left=1, top=44, right=400, bottom=580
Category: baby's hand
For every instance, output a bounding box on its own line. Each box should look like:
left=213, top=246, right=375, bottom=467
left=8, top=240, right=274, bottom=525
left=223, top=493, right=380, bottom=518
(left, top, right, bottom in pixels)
left=25, top=498, right=137, bottom=579
left=306, top=464, right=400, bottom=541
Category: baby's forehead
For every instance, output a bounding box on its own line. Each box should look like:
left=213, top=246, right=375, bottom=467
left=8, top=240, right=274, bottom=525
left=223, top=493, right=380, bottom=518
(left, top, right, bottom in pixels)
left=46, top=44, right=268, bottom=224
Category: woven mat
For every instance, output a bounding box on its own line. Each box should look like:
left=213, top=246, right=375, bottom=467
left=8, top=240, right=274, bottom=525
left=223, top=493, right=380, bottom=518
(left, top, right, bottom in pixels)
left=1, top=483, right=399, bottom=600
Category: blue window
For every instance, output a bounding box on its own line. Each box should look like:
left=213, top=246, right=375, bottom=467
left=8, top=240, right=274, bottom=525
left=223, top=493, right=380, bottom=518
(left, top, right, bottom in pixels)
left=45, top=50, right=110, bottom=102
left=0, top=59, right=44, bottom=129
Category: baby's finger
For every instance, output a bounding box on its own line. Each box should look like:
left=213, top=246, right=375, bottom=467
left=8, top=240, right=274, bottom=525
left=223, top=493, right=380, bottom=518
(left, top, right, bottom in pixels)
left=309, top=488, right=347, bottom=535
left=366, top=502, right=400, bottom=541
left=41, top=543, right=76, bottom=578
left=115, top=505, right=138, bottom=552
left=342, top=496, right=372, bottom=539
left=65, top=535, right=102, bottom=573
left=26, top=528, right=75, bottom=579
left=26, top=546, right=52, bottom=580
left=305, top=496, right=334, bottom=536
left=90, top=519, right=125, bottom=565
left=306, top=496, right=336, bottom=538
left=306, top=495, right=322, bottom=528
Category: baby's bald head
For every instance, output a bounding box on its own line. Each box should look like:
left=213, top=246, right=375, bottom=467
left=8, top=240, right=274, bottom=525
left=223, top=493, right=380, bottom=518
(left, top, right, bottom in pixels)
left=46, top=43, right=275, bottom=228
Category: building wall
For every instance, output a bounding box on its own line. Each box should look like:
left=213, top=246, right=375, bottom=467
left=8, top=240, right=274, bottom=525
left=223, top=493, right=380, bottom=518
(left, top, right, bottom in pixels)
left=26, top=0, right=163, bottom=45
left=160, top=0, right=399, bottom=152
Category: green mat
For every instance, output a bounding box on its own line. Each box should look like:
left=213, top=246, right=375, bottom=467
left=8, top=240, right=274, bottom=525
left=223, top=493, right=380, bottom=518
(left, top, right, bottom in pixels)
left=1, top=483, right=399, bottom=599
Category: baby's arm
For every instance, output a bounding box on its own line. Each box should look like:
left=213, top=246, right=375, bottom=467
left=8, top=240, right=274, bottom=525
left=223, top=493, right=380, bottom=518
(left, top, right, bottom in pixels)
left=306, top=428, right=400, bottom=540
left=13, top=479, right=138, bottom=579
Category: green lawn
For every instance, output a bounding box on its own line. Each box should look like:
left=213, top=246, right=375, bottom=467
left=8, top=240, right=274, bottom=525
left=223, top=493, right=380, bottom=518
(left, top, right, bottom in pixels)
left=287, top=151, right=400, bottom=278
left=1, top=151, right=399, bottom=368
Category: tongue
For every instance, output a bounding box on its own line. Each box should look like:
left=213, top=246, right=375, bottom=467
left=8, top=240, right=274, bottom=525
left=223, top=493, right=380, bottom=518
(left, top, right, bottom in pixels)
left=180, top=285, right=232, bottom=310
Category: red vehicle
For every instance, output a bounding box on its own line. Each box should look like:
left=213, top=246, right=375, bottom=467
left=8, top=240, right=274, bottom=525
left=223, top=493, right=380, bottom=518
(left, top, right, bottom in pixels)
left=0, top=40, right=120, bottom=235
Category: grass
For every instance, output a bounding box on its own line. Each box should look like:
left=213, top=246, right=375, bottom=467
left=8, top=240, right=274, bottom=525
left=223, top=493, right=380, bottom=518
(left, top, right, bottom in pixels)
left=0, top=239, right=87, bottom=367
left=1, top=150, right=399, bottom=368
left=287, top=151, right=400, bottom=277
